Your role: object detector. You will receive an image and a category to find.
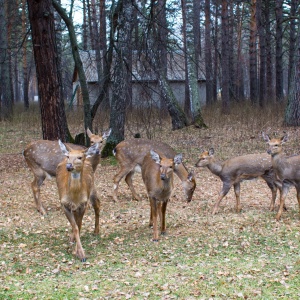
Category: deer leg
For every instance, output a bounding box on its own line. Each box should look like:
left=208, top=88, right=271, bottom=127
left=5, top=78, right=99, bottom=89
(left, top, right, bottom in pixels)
left=63, top=205, right=86, bottom=262
left=125, top=171, right=142, bottom=201
left=149, top=202, right=153, bottom=228
left=31, top=174, right=47, bottom=215
left=150, top=198, right=159, bottom=241
left=296, top=186, right=300, bottom=217
left=113, top=166, right=134, bottom=202
left=161, top=201, right=168, bottom=235
left=233, top=183, right=241, bottom=213
left=90, top=189, right=101, bottom=234
left=276, top=183, right=289, bottom=221
left=212, top=183, right=231, bottom=214
left=262, top=175, right=279, bottom=211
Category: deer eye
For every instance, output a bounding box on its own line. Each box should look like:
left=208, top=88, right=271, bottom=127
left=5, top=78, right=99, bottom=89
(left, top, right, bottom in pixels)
left=78, top=157, right=82, bottom=160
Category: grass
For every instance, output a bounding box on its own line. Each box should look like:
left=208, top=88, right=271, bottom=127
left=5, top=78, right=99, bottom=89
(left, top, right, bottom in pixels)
left=1, top=102, right=300, bottom=299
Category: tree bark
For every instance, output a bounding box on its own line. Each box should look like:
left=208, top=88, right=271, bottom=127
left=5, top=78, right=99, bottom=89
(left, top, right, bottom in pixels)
left=0, top=0, right=13, bottom=120
left=288, top=0, right=298, bottom=94
left=284, top=27, right=300, bottom=126
left=205, top=0, right=213, bottom=105
left=102, top=0, right=134, bottom=157
left=257, top=0, right=266, bottom=107
left=221, top=0, right=230, bottom=114
left=181, top=0, right=206, bottom=127
left=275, top=0, right=284, bottom=101
left=27, top=0, right=68, bottom=140
left=22, top=0, right=29, bottom=109
left=249, top=0, right=258, bottom=104
left=265, top=0, right=273, bottom=101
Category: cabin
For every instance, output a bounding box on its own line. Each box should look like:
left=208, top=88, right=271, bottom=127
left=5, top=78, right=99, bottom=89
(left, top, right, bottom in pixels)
left=72, top=50, right=206, bottom=109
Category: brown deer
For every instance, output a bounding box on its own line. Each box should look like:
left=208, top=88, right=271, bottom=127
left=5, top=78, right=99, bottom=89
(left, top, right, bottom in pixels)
left=56, top=140, right=99, bottom=262
left=141, top=150, right=182, bottom=241
left=23, top=128, right=110, bottom=215
left=195, top=148, right=278, bottom=214
left=262, top=132, right=300, bottom=221
left=112, top=138, right=196, bottom=203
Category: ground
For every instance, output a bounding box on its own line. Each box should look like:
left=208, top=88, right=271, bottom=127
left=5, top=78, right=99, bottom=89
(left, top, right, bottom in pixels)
left=1, top=106, right=300, bottom=299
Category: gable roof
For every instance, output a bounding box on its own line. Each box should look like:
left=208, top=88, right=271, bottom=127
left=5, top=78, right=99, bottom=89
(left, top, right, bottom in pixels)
left=73, top=50, right=206, bottom=83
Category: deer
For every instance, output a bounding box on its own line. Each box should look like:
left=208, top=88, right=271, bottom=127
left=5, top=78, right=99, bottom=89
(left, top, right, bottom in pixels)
left=23, top=128, right=111, bottom=216
left=262, top=132, right=300, bottom=221
left=112, top=138, right=196, bottom=203
left=141, top=150, right=182, bottom=241
left=195, top=148, right=278, bottom=214
left=56, top=140, right=100, bottom=262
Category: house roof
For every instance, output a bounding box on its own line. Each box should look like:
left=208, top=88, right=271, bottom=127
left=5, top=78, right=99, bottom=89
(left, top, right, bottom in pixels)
left=72, top=50, right=206, bottom=83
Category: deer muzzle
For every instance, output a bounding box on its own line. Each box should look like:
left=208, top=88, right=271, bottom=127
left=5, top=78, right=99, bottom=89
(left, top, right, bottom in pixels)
left=66, top=163, right=74, bottom=172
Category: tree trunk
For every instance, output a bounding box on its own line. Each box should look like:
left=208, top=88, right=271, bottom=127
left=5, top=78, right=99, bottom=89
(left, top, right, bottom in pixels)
left=181, top=0, right=192, bottom=119
left=221, top=0, right=230, bottom=114
left=288, top=0, right=298, bottom=94
left=22, top=0, right=29, bottom=109
left=257, top=0, right=266, bottom=107
left=182, top=0, right=206, bottom=127
left=284, top=27, right=300, bottom=126
left=0, top=0, right=13, bottom=120
left=249, top=0, right=258, bottom=104
left=236, top=2, right=245, bottom=101
left=27, top=0, right=68, bottom=140
left=52, top=0, right=92, bottom=139
left=265, top=0, right=273, bottom=101
left=275, top=0, right=284, bottom=101
left=102, top=0, right=134, bottom=157
left=212, top=2, right=219, bottom=102
left=205, top=0, right=213, bottom=105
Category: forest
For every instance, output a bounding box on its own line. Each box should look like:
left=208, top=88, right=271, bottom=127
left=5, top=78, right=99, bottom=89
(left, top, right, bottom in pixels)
left=1, top=0, right=300, bottom=299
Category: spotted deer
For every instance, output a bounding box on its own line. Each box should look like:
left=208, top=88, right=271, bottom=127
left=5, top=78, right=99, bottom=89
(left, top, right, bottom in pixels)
left=23, top=128, right=111, bottom=215
left=141, top=150, right=182, bottom=241
left=112, top=138, right=196, bottom=202
left=262, top=132, right=300, bottom=220
left=195, top=148, right=278, bottom=214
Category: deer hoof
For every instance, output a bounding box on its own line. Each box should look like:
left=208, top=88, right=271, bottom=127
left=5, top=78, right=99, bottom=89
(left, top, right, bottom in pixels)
left=81, top=257, right=87, bottom=262
left=152, top=239, right=159, bottom=242
left=161, top=231, right=166, bottom=236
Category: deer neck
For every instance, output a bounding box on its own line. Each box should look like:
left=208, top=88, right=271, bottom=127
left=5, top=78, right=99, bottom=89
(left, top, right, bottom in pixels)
left=69, top=172, right=83, bottom=193
left=174, top=163, right=188, bottom=180
left=271, top=151, right=286, bottom=169
left=207, top=158, right=223, bottom=176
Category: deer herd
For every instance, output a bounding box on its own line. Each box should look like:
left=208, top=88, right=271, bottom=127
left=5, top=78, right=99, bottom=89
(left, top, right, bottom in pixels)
left=23, top=130, right=300, bottom=261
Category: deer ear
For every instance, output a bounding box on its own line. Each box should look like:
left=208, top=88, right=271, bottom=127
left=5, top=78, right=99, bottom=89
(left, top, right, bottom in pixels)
left=281, top=134, right=288, bottom=144
left=208, top=148, right=214, bottom=156
left=58, top=140, right=69, bottom=156
left=102, top=128, right=112, bottom=140
left=187, top=171, right=194, bottom=181
left=85, top=143, right=99, bottom=158
left=150, top=150, right=161, bottom=164
left=261, top=132, right=270, bottom=143
left=174, top=153, right=183, bottom=165
left=86, top=128, right=93, bottom=138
